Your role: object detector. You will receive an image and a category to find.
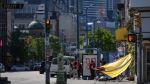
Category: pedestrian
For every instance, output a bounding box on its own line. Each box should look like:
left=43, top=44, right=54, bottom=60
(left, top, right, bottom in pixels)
left=89, top=60, right=96, bottom=80
left=100, top=58, right=106, bottom=66
left=76, top=59, right=82, bottom=80
left=72, top=59, right=77, bottom=79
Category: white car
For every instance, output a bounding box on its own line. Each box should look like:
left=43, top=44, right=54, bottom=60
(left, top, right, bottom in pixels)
left=11, top=65, right=30, bottom=71
left=0, top=63, right=5, bottom=72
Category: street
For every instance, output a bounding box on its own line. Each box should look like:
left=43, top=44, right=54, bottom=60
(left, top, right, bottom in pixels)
left=1, top=71, right=135, bottom=84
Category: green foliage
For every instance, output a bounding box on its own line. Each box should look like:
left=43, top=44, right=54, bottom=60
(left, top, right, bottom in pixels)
left=10, top=31, right=60, bottom=64
left=9, top=30, right=28, bottom=64
left=49, top=35, right=61, bottom=54
left=125, top=8, right=136, bottom=76
left=80, top=28, right=116, bottom=51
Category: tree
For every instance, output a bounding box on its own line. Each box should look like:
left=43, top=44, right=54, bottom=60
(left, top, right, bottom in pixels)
left=9, top=30, right=28, bottom=64
left=9, top=30, right=61, bottom=64
left=80, top=28, right=116, bottom=51
left=125, top=8, right=136, bottom=77
left=49, top=35, right=61, bottom=56
left=24, top=35, right=61, bottom=62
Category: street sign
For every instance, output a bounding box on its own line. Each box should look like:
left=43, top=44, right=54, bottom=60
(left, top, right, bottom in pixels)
left=46, top=52, right=50, bottom=57
left=45, top=37, right=49, bottom=45
left=2, top=4, right=24, bottom=9
left=60, top=42, right=66, bottom=45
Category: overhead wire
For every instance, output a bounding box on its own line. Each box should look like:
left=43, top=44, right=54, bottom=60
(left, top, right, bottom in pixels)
left=61, top=0, right=68, bottom=7
left=51, top=0, right=67, bottom=13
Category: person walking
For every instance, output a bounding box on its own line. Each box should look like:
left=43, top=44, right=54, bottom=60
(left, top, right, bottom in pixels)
left=76, top=59, right=82, bottom=79
left=72, top=59, right=77, bottom=79
left=89, top=60, right=96, bottom=80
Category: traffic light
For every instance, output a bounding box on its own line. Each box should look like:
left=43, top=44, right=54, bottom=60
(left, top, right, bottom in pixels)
left=26, top=37, right=30, bottom=44
left=135, top=13, right=141, bottom=28
left=127, top=34, right=137, bottom=42
left=46, top=19, right=50, bottom=33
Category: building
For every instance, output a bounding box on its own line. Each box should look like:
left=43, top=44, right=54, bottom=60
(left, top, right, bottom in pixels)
left=129, top=0, right=150, bottom=83
left=27, top=14, right=44, bottom=38
left=82, top=0, right=107, bottom=20
left=107, top=0, right=118, bottom=22
left=13, top=3, right=38, bottom=29
left=0, top=0, right=11, bottom=69
left=59, top=15, right=76, bottom=54
left=13, top=3, right=57, bottom=35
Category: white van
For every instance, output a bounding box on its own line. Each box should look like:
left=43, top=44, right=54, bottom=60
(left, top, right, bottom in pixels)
left=50, top=56, right=75, bottom=77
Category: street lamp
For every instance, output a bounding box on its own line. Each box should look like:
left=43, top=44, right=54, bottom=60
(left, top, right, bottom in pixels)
left=69, top=0, right=80, bottom=59
left=85, top=4, right=93, bottom=54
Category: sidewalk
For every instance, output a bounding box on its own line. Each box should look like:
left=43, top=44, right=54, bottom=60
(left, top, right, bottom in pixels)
left=52, top=78, right=136, bottom=84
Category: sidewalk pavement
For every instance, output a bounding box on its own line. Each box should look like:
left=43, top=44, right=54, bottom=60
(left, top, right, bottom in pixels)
left=52, top=78, right=136, bottom=84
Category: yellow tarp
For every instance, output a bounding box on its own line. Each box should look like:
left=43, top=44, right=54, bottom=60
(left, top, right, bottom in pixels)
left=101, top=54, right=132, bottom=78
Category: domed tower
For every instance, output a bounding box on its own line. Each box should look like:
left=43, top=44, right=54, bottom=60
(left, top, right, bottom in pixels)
left=28, top=14, right=44, bottom=38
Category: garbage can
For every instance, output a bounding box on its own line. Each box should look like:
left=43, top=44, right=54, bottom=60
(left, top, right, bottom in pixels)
left=56, top=71, right=67, bottom=84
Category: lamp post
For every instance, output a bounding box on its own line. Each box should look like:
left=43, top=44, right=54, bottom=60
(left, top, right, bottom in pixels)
left=85, top=4, right=93, bottom=54
left=93, top=19, right=96, bottom=48
left=76, top=0, right=79, bottom=59
left=85, top=8, right=88, bottom=54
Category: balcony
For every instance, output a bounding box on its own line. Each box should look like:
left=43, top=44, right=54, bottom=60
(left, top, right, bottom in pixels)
left=117, top=0, right=124, bottom=10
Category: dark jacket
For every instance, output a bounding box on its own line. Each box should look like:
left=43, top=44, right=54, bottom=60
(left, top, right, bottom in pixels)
left=73, top=61, right=77, bottom=69
left=89, top=62, right=95, bottom=71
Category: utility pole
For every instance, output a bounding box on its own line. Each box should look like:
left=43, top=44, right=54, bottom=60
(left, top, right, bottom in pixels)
left=134, top=13, right=142, bottom=84
left=85, top=8, right=88, bottom=54
left=76, top=0, right=80, bottom=58
left=45, top=0, right=50, bottom=84
left=93, top=19, right=96, bottom=48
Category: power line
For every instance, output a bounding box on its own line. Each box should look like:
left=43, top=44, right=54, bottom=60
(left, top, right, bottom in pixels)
left=52, top=0, right=67, bottom=13
left=61, top=0, right=67, bottom=7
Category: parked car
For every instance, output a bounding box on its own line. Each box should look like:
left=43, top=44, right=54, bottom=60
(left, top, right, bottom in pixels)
left=0, top=63, right=5, bottom=72
left=33, top=63, right=41, bottom=71
left=11, top=65, right=30, bottom=71
left=39, top=61, right=45, bottom=74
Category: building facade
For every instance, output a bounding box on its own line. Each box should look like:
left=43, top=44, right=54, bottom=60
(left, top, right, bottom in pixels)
left=107, top=0, right=118, bottom=22
left=82, top=0, right=107, bottom=20
left=0, top=0, right=11, bottom=69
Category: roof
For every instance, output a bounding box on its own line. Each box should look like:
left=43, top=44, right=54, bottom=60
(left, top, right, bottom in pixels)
left=27, top=14, right=44, bottom=29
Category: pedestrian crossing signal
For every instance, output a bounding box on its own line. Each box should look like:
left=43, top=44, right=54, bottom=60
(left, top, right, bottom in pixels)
left=127, top=34, right=137, bottom=42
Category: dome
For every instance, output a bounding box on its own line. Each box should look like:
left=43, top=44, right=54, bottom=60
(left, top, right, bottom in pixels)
left=28, top=14, right=44, bottom=29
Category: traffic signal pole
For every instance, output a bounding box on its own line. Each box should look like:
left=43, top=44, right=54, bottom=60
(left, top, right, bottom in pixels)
left=76, top=0, right=80, bottom=59
left=135, top=13, right=142, bottom=84
left=45, top=0, right=50, bottom=84
left=139, top=22, right=142, bottom=84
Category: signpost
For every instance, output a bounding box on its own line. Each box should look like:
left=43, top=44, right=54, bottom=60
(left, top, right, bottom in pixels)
left=45, top=0, right=50, bottom=84
left=2, top=4, right=24, bottom=9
